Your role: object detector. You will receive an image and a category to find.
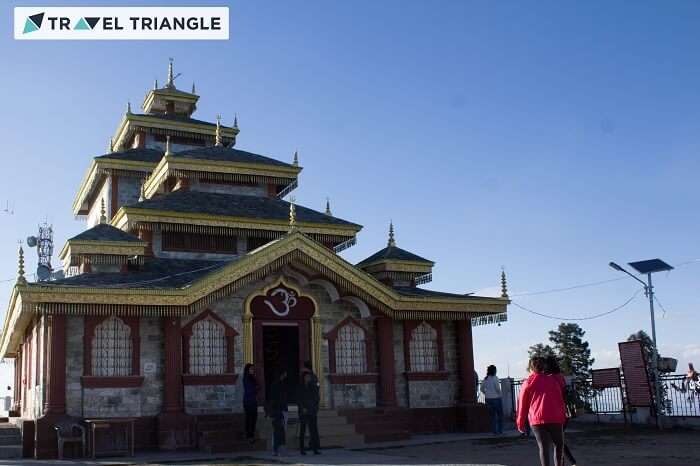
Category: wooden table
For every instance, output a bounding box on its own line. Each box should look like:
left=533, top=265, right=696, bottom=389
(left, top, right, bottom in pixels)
left=84, top=418, right=135, bottom=458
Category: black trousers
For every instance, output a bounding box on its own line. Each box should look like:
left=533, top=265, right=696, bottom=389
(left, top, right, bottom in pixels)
left=299, top=414, right=320, bottom=452
left=272, top=417, right=286, bottom=452
left=531, top=423, right=565, bottom=466
left=244, top=404, right=257, bottom=439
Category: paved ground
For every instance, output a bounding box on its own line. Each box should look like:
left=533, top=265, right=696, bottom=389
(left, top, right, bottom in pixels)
left=3, top=424, right=699, bottom=466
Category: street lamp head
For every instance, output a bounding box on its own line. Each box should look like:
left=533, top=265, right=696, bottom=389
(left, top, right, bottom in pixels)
left=609, top=261, right=625, bottom=272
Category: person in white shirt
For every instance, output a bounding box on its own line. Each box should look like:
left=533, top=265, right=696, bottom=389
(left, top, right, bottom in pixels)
left=480, top=364, right=503, bottom=434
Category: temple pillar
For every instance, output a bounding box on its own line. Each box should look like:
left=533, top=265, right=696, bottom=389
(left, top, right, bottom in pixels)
left=157, top=317, right=194, bottom=449
left=455, top=318, right=490, bottom=432
left=457, top=320, right=476, bottom=403
left=376, top=317, right=397, bottom=407
left=35, top=314, right=66, bottom=458
left=10, top=346, right=21, bottom=415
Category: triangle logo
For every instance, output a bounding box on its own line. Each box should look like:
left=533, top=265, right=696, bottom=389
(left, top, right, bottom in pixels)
left=85, top=17, right=100, bottom=29
left=23, top=12, right=44, bottom=34
left=74, top=17, right=91, bottom=31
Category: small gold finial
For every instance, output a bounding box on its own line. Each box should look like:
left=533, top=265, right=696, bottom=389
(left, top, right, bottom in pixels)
left=215, top=115, right=223, bottom=147
left=17, top=242, right=26, bottom=285
left=166, top=57, right=175, bottom=89
left=289, top=196, right=298, bottom=232
left=108, top=138, right=114, bottom=154
left=388, top=221, right=396, bottom=247
left=293, top=150, right=299, bottom=166
left=126, top=101, right=132, bottom=114
left=500, top=267, right=508, bottom=298
left=99, top=198, right=107, bottom=224
left=191, top=82, right=196, bottom=94
left=325, top=198, right=332, bottom=216
left=165, top=135, right=173, bottom=156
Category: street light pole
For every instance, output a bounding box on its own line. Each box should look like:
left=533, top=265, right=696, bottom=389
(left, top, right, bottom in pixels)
left=609, top=259, right=673, bottom=429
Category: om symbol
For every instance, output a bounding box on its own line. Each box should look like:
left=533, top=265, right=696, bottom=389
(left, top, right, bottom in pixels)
left=264, top=288, right=298, bottom=317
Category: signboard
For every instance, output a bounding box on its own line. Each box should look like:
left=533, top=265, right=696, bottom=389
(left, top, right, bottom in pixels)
left=619, top=340, right=653, bottom=407
left=592, top=368, right=622, bottom=389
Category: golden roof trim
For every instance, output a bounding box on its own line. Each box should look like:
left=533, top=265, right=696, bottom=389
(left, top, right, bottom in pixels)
left=59, top=240, right=147, bottom=261
left=112, top=207, right=362, bottom=236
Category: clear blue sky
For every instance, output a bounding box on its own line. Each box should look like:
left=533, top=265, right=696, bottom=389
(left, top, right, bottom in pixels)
left=0, top=0, right=698, bottom=393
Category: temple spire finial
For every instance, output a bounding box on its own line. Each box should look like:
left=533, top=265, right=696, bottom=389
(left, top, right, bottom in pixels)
left=126, top=101, right=132, bottom=114
left=215, top=114, right=223, bottom=147
left=108, top=138, right=114, bottom=154
left=99, top=198, right=107, bottom=224
left=293, top=150, right=299, bottom=166
left=154, top=78, right=158, bottom=90
left=325, top=198, right=332, bottom=216
left=233, top=114, right=238, bottom=130
left=165, top=136, right=173, bottom=156
left=191, top=82, right=196, bottom=94
left=288, top=196, right=298, bottom=232
left=388, top=221, right=396, bottom=247
left=500, top=267, right=509, bottom=298
left=166, top=57, right=175, bottom=89
left=17, top=242, right=26, bottom=285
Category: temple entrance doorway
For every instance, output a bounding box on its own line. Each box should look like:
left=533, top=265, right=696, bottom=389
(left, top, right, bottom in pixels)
left=262, top=323, right=300, bottom=404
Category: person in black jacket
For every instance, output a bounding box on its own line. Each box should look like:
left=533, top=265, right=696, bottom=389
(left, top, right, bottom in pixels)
left=242, top=364, right=258, bottom=443
left=298, top=365, right=321, bottom=455
left=267, top=370, right=288, bottom=456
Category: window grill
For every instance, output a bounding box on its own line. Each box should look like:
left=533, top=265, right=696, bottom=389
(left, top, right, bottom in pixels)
left=335, top=323, right=367, bottom=374
left=409, top=322, right=438, bottom=372
left=91, top=316, right=132, bottom=377
left=189, top=318, right=227, bottom=375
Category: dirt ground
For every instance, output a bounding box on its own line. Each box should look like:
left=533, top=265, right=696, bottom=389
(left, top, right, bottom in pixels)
left=364, top=425, right=700, bottom=466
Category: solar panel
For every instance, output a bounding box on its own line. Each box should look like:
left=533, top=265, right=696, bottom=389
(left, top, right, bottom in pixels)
left=628, top=259, right=674, bottom=275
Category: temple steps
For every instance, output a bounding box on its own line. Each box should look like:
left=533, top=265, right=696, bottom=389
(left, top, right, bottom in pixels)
left=194, top=414, right=265, bottom=454
left=338, top=408, right=412, bottom=443
left=0, top=424, right=22, bottom=459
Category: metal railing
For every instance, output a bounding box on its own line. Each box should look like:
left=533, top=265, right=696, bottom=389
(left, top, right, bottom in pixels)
left=508, top=373, right=700, bottom=418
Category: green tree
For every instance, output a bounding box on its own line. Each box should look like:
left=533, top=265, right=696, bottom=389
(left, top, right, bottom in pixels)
left=528, top=343, right=556, bottom=359
left=548, top=323, right=595, bottom=385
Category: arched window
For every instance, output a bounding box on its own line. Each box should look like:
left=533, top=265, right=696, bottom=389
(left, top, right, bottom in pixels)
left=335, top=323, right=367, bottom=374
left=325, top=316, right=376, bottom=384
left=408, top=322, right=439, bottom=373
left=91, top=316, right=133, bottom=377
left=189, top=318, right=227, bottom=375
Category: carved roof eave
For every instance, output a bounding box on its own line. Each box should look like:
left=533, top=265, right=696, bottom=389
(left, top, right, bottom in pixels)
left=111, top=207, right=362, bottom=238
left=113, top=114, right=238, bottom=152
left=360, top=260, right=434, bottom=274
left=5, top=231, right=507, bottom=320
left=58, top=239, right=148, bottom=262
left=142, top=155, right=302, bottom=199
left=142, top=89, right=199, bottom=112
left=72, top=158, right=158, bottom=215
left=0, top=285, right=27, bottom=358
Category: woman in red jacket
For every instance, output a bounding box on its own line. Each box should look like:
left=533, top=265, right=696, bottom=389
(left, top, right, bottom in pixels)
left=517, top=356, right=567, bottom=466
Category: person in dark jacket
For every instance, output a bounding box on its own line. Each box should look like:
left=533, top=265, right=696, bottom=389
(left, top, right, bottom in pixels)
left=242, top=363, right=258, bottom=443
left=267, top=370, right=288, bottom=456
left=298, top=369, right=321, bottom=455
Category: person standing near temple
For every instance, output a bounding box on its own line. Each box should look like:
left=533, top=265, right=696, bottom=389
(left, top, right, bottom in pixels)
left=545, top=356, right=578, bottom=466
left=517, top=356, right=567, bottom=466
left=298, top=370, right=321, bottom=455
left=266, top=370, right=289, bottom=456
left=480, top=365, right=504, bottom=435
left=242, top=363, right=259, bottom=444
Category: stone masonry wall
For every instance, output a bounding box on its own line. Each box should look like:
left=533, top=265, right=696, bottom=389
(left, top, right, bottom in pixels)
left=65, top=316, right=164, bottom=418
left=116, top=175, right=142, bottom=211
left=331, top=383, right=376, bottom=408
left=405, top=322, right=459, bottom=408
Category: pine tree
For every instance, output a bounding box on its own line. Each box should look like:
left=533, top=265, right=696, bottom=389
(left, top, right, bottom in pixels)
left=548, top=323, right=595, bottom=385
left=527, top=343, right=556, bottom=359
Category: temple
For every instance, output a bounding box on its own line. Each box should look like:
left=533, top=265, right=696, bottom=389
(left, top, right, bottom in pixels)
left=0, top=60, right=508, bottom=459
